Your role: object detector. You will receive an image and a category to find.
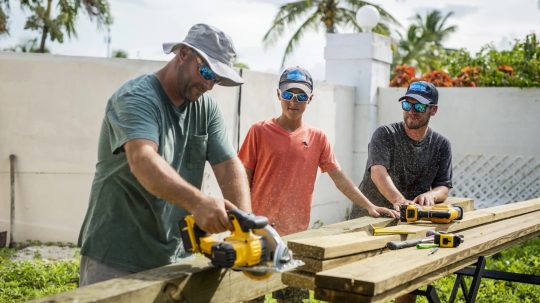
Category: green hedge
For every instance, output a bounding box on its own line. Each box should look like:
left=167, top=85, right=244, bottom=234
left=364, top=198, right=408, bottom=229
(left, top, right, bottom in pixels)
left=391, top=33, right=540, bottom=87
left=0, top=247, right=79, bottom=303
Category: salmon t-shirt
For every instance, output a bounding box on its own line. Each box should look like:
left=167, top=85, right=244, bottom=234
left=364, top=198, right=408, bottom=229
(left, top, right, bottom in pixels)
left=238, top=119, right=340, bottom=235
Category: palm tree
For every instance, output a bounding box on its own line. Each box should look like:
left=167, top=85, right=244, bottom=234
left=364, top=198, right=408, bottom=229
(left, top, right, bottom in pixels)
left=412, top=10, right=456, bottom=46
left=263, top=0, right=400, bottom=68
left=395, top=9, right=457, bottom=73
left=19, top=0, right=112, bottom=53
left=394, top=25, right=423, bottom=67
left=0, top=0, right=9, bottom=34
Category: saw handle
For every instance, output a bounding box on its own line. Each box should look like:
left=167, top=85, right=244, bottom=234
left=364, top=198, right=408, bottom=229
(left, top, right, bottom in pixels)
left=180, top=209, right=268, bottom=253
left=228, top=208, right=268, bottom=232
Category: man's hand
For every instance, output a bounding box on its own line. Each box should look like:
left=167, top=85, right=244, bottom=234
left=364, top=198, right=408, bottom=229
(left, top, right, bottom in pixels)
left=367, top=206, right=400, bottom=219
left=413, top=192, right=435, bottom=206
left=191, top=196, right=237, bottom=234
left=391, top=198, right=414, bottom=211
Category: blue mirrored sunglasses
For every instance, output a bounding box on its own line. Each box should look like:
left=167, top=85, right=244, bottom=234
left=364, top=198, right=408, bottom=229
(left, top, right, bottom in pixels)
left=281, top=90, right=310, bottom=102
left=401, top=100, right=431, bottom=113
left=193, top=51, right=221, bottom=83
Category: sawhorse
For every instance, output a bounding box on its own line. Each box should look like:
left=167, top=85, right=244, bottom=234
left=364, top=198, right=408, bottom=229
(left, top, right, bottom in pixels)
left=413, top=256, right=540, bottom=303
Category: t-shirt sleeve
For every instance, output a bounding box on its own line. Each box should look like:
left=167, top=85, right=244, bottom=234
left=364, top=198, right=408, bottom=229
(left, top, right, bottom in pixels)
left=432, top=138, right=453, bottom=189
left=206, top=98, right=236, bottom=165
left=106, top=92, right=160, bottom=154
left=238, top=125, right=258, bottom=170
left=366, top=126, right=392, bottom=170
left=318, top=133, right=340, bottom=173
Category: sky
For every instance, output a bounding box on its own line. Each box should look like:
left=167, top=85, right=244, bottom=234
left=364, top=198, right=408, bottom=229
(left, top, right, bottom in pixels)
left=1, top=0, right=539, bottom=80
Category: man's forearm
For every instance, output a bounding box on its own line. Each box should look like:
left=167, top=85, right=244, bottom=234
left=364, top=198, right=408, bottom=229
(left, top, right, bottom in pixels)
left=370, top=165, right=407, bottom=204
left=429, top=186, right=449, bottom=203
left=127, top=142, right=204, bottom=212
left=329, top=169, right=374, bottom=210
left=213, top=157, right=252, bottom=212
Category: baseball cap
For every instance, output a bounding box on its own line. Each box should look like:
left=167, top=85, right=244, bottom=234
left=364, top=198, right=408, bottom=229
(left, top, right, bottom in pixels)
left=398, top=81, right=439, bottom=105
left=278, top=66, right=313, bottom=95
left=162, top=23, right=244, bottom=87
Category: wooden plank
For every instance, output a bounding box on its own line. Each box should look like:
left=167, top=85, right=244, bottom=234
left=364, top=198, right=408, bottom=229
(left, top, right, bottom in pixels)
left=290, top=198, right=537, bottom=261
left=298, top=250, right=384, bottom=273
left=289, top=225, right=431, bottom=259
left=30, top=256, right=285, bottom=303
left=30, top=197, right=474, bottom=303
left=282, top=271, right=316, bottom=290
left=314, top=230, right=540, bottom=303
left=287, top=216, right=397, bottom=241
left=314, top=210, right=540, bottom=296
left=443, top=196, right=475, bottom=212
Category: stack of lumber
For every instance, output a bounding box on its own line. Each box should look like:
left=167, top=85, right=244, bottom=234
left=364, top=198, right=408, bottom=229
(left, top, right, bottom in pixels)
left=283, top=197, right=474, bottom=288
left=283, top=198, right=540, bottom=303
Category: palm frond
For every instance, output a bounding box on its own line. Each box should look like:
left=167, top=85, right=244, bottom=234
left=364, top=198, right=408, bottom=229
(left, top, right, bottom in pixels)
left=280, top=12, right=320, bottom=68
left=263, top=0, right=313, bottom=47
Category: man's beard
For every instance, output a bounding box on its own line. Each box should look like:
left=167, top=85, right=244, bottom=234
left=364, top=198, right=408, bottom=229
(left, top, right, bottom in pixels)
left=177, top=82, right=205, bottom=103
left=404, top=113, right=431, bottom=129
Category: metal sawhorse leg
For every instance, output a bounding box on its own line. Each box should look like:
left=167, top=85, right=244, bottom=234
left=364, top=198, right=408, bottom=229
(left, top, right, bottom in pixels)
left=415, top=255, right=540, bottom=303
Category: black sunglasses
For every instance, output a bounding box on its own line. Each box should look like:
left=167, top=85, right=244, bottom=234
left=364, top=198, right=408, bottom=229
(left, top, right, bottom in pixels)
left=401, top=100, right=432, bottom=113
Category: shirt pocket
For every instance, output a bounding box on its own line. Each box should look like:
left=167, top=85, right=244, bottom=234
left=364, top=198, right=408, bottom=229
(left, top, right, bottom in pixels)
left=187, top=134, right=208, bottom=170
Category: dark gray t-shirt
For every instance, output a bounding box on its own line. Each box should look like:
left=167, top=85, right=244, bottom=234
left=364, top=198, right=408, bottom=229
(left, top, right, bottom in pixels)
left=351, top=122, right=453, bottom=218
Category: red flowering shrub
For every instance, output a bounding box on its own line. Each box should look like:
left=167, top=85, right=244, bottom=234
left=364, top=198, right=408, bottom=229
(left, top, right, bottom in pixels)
left=452, top=66, right=480, bottom=87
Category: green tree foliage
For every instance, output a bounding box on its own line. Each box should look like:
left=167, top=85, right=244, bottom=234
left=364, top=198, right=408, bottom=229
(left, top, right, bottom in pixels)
left=441, top=33, right=540, bottom=87
left=0, top=0, right=9, bottom=34
left=234, top=61, right=250, bottom=69
left=392, top=34, right=539, bottom=88
left=2, top=37, right=49, bottom=52
left=263, top=0, right=400, bottom=68
left=394, top=9, right=457, bottom=73
left=111, top=49, right=128, bottom=58
left=1, top=0, right=112, bottom=53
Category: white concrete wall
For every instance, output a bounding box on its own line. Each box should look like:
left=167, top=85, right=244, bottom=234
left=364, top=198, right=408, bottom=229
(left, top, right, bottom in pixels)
left=2, top=52, right=538, bottom=244
left=378, top=87, right=540, bottom=157
left=0, top=52, right=355, bottom=243
left=378, top=87, right=540, bottom=207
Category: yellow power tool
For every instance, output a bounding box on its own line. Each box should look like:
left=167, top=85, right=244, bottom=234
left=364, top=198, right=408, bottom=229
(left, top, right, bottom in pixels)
left=180, top=208, right=304, bottom=280
left=400, top=204, right=464, bottom=223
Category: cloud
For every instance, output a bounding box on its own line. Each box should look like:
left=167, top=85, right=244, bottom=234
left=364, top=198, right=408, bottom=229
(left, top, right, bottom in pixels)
left=442, top=5, right=479, bottom=19
left=251, top=0, right=289, bottom=6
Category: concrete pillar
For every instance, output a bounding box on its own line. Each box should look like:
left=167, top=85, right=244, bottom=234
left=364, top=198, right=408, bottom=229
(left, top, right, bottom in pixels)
left=324, top=32, right=392, bottom=184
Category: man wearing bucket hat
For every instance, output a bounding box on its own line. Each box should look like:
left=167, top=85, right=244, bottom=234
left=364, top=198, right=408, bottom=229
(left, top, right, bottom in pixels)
left=78, top=24, right=251, bottom=286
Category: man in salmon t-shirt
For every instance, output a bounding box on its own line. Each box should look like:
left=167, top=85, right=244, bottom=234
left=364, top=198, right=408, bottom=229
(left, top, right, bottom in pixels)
left=238, top=66, right=399, bottom=236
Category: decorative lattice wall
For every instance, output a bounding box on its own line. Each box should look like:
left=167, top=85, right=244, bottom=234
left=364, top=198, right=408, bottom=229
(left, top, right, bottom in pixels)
left=450, top=154, right=540, bottom=208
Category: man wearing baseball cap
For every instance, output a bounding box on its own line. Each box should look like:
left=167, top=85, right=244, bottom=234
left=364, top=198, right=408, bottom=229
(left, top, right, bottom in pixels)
left=351, top=80, right=452, bottom=218
left=350, top=79, right=453, bottom=298
left=238, top=67, right=398, bottom=301
left=78, top=23, right=251, bottom=286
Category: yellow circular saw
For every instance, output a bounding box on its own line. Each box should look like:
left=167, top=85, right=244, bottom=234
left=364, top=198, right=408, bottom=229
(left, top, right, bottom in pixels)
left=180, top=208, right=304, bottom=281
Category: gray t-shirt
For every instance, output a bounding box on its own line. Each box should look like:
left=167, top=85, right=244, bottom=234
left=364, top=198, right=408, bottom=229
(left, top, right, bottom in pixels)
left=78, top=74, right=235, bottom=272
left=351, top=122, right=452, bottom=218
